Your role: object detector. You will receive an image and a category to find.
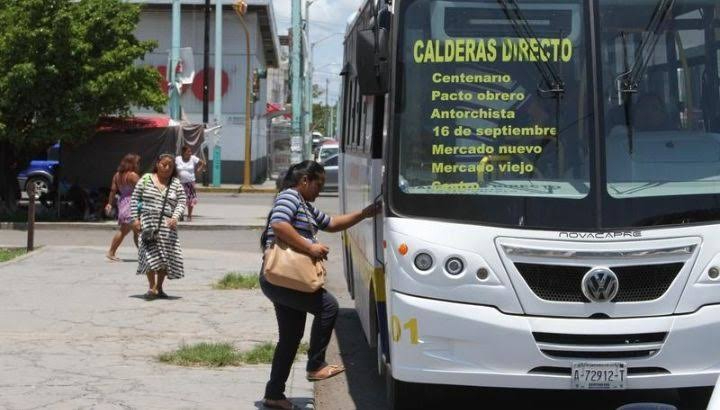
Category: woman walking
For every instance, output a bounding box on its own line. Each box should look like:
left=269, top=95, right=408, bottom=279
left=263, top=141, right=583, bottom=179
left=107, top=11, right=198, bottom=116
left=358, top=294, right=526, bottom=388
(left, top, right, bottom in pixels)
left=260, top=161, right=380, bottom=410
left=130, top=154, right=187, bottom=300
left=105, top=153, right=141, bottom=261
left=175, top=145, right=206, bottom=221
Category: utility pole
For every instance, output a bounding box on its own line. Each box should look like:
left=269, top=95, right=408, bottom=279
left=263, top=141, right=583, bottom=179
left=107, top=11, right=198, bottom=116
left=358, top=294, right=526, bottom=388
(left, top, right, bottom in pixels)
left=325, top=78, right=330, bottom=138
left=169, top=0, right=181, bottom=121
left=202, top=0, right=211, bottom=186
left=290, top=0, right=303, bottom=164
left=303, top=0, right=316, bottom=159
left=233, top=0, right=253, bottom=190
left=212, top=0, right=224, bottom=186
left=203, top=0, right=210, bottom=124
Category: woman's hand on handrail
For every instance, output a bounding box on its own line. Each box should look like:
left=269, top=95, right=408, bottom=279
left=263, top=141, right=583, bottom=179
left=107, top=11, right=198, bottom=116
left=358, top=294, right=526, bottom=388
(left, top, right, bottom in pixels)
left=327, top=199, right=382, bottom=232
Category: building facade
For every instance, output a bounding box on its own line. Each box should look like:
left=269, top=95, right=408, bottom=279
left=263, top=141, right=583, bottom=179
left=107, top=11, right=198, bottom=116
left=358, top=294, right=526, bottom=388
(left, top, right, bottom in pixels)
left=130, top=0, right=280, bottom=184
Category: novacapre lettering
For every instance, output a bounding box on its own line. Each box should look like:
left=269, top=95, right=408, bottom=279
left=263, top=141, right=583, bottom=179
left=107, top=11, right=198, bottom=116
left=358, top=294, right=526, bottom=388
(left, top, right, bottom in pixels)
left=559, top=231, right=642, bottom=239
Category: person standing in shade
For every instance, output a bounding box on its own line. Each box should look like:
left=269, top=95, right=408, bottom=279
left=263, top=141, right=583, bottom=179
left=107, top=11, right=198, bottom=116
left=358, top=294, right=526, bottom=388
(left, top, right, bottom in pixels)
left=131, top=154, right=187, bottom=300
left=260, top=160, right=380, bottom=410
left=105, top=153, right=141, bottom=261
left=175, top=145, right=206, bottom=222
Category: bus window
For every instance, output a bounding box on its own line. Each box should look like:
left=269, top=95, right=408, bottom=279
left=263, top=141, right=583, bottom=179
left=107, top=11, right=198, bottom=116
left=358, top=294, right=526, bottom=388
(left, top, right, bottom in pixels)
left=601, top=0, right=720, bottom=199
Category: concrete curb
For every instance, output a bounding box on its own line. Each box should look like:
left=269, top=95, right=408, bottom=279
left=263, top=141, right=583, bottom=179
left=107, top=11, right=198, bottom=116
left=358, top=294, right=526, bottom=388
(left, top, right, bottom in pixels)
left=195, top=186, right=277, bottom=194
left=0, top=222, right=265, bottom=231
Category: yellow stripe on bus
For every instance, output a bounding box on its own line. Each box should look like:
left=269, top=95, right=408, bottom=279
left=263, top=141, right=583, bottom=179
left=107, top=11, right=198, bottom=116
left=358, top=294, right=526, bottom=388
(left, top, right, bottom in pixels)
left=346, top=232, right=386, bottom=302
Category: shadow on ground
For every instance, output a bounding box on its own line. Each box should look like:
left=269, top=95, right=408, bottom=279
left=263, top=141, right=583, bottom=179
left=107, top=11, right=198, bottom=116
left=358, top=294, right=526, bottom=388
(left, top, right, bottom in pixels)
left=128, top=294, right=183, bottom=301
left=254, top=397, right=314, bottom=409
left=333, top=308, right=387, bottom=410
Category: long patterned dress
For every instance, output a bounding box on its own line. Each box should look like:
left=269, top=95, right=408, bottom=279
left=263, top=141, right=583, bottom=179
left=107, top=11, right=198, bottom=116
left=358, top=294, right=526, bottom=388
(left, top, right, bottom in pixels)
left=130, top=174, right=187, bottom=279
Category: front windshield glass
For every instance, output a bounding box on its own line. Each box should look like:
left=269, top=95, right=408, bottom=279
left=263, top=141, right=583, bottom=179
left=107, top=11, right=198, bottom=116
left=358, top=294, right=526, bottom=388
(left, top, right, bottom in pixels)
left=397, top=0, right=590, bottom=199
left=392, top=0, right=596, bottom=229
left=600, top=0, right=720, bottom=199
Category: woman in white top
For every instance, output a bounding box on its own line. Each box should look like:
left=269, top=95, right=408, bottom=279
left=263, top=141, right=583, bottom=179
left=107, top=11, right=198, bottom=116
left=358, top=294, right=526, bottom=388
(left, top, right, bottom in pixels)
left=175, top=145, right=206, bottom=221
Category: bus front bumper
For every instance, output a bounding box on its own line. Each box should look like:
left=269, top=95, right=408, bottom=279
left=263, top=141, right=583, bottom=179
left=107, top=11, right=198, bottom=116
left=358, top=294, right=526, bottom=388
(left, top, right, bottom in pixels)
left=389, top=291, right=720, bottom=389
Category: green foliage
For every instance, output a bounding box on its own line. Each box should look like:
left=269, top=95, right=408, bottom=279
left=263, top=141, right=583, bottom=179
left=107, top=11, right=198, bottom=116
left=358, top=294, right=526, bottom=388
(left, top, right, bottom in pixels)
left=213, top=272, right=260, bottom=290
left=158, top=342, right=311, bottom=367
left=0, top=0, right=167, bottom=152
left=312, top=103, right=333, bottom=136
left=158, top=342, right=243, bottom=367
left=0, top=248, right=26, bottom=262
left=240, top=342, right=276, bottom=364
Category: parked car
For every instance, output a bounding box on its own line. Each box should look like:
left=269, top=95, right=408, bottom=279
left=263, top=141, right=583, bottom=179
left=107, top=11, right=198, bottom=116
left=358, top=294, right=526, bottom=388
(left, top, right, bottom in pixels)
left=17, top=143, right=60, bottom=199
left=316, top=141, right=339, bottom=163
left=320, top=154, right=338, bottom=192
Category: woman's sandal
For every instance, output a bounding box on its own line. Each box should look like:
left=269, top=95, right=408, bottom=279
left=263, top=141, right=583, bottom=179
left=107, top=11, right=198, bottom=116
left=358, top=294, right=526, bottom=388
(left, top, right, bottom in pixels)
left=105, top=254, right=120, bottom=262
left=143, top=290, right=157, bottom=300
left=306, top=364, right=345, bottom=381
left=156, top=290, right=169, bottom=299
left=262, top=398, right=298, bottom=410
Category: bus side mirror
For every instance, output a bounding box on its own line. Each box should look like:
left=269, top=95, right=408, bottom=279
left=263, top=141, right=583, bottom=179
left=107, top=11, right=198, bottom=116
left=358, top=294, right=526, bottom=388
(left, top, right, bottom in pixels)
left=356, top=28, right=389, bottom=95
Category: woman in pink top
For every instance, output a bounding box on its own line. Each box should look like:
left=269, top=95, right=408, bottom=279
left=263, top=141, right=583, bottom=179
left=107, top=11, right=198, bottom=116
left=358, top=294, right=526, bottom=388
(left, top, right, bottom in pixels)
left=105, top=153, right=141, bottom=261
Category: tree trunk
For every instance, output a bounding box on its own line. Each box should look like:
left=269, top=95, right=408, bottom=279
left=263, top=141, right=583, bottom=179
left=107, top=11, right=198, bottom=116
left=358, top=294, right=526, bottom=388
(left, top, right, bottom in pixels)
left=0, top=141, right=20, bottom=218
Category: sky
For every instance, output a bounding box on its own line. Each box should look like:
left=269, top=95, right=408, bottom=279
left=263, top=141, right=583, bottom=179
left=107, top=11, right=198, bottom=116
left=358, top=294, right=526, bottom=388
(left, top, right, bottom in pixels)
left=272, top=0, right=360, bottom=105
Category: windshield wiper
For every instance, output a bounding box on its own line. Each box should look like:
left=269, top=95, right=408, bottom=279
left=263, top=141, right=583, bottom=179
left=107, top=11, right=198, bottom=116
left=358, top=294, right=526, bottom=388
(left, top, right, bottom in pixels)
left=497, top=0, right=565, bottom=99
left=617, top=0, right=676, bottom=153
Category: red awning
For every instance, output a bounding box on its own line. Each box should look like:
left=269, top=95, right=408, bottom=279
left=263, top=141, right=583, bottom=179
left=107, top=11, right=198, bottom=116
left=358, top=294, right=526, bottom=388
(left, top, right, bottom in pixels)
left=97, top=115, right=171, bottom=132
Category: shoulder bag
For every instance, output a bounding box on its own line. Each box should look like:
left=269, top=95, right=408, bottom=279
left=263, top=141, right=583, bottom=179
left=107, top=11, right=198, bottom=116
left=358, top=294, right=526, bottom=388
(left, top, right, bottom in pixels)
left=263, top=200, right=327, bottom=293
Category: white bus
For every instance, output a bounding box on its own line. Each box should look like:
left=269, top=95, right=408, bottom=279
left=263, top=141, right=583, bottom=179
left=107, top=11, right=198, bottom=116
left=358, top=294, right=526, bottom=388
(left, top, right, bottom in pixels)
left=339, top=0, right=720, bottom=408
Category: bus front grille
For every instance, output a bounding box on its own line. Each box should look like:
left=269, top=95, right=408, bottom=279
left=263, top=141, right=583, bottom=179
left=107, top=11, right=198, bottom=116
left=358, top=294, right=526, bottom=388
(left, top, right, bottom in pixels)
left=532, top=332, right=668, bottom=361
left=514, top=262, right=683, bottom=303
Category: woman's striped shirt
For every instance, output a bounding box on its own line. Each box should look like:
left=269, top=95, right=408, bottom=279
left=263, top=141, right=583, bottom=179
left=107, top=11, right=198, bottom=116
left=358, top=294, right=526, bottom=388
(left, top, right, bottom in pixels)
left=264, top=188, right=331, bottom=248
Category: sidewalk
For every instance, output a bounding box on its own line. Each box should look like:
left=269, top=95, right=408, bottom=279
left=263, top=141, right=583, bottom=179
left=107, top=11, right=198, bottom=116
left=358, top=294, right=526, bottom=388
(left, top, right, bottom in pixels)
left=0, top=246, right=313, bottom=409
left=1, top=195, right=274, bottom=231
left=195, top=179, right=277, bottom=194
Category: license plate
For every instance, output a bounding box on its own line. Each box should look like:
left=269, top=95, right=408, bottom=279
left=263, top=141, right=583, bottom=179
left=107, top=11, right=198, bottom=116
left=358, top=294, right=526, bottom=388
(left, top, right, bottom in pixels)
left=571, top=362, right=627, bottom=390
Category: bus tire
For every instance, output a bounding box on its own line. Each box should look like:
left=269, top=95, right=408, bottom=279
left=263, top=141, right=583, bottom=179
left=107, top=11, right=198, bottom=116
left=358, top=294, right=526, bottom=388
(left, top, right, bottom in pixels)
left=376, top=331, right=385, bottom=377
left=678, top=386, right=712, bottom=409
left=342, top=237, right=355, bottom=299
left=385, top=364, right=423, bottom=410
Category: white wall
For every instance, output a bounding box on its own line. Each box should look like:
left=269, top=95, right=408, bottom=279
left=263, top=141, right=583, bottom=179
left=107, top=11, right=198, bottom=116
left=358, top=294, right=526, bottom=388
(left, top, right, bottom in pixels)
left=134, top=7, right=269, bottom=164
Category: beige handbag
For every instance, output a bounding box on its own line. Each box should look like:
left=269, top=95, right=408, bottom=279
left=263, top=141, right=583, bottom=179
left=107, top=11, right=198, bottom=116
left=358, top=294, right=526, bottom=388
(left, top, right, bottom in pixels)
left=263, top=239, right=326, bottom=292
left=262, top=200, right=326, bottom=293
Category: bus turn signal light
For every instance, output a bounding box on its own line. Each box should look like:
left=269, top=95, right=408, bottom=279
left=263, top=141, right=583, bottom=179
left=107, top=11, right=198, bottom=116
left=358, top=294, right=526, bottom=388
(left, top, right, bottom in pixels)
left=398, top=243, right=408, bottom=255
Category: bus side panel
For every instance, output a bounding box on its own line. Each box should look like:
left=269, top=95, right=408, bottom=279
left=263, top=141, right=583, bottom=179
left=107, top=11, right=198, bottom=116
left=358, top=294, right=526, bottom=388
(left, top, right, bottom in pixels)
left=344, top=152, right=385, bottom=346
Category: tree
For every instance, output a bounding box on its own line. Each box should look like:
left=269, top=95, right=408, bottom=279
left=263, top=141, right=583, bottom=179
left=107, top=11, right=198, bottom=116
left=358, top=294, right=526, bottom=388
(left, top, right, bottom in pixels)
left=0, top=0, right=167, bottom=214
left=312, top=103, right=331, bottom=136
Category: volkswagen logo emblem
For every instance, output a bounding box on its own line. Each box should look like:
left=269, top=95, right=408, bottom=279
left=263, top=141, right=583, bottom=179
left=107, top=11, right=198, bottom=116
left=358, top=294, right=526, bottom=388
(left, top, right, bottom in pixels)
left=582, top=268, right=619, bottom=303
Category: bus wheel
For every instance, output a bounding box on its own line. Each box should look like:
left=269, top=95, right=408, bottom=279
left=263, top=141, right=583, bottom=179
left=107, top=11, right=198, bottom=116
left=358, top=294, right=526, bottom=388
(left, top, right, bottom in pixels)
left=385, top=364, right=423, bottom=410
left=376, top=332, right=385, bottom=377
left=678, top=387, right=712, bottom=409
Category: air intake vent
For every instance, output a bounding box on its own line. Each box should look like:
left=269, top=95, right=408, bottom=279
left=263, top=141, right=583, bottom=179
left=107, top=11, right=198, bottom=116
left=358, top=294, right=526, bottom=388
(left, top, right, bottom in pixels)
left=533, top=332, right=667, bottom=345
left=515, top=263, right=683, bottom=303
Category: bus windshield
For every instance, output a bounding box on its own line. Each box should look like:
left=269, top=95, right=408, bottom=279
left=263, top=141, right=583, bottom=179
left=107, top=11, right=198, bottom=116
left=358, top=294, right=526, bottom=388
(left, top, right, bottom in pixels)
left=392, top=0, right=720, bottom=229
left=599, top=0, right=720, bottom=226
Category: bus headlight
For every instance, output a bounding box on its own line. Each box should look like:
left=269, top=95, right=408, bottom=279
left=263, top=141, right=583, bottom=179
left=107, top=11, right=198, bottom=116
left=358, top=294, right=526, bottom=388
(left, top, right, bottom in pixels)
left=414, top=253, right=434, bottom=271
left=445, top=257, right=465, bottom=275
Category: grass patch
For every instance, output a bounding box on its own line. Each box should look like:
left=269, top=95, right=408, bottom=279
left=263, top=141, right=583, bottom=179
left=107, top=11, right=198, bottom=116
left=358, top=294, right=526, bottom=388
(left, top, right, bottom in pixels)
left=158, top=342, right=243, bottom=367
left=158, top=341, right=311, bottom=367
left=0, top=248, right=26, bottom=263
left=213, top=272, right=259, bottom=290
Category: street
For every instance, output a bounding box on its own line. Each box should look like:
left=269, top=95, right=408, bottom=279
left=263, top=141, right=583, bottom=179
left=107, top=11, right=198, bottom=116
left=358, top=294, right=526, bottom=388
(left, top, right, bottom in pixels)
left=0, top=193, right=710, bottom=409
